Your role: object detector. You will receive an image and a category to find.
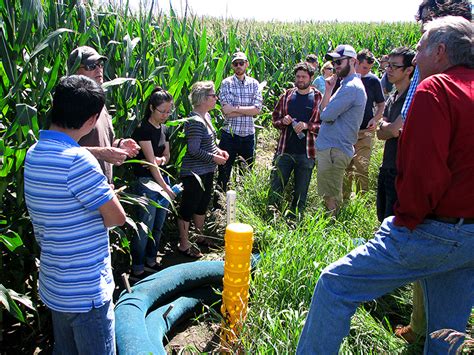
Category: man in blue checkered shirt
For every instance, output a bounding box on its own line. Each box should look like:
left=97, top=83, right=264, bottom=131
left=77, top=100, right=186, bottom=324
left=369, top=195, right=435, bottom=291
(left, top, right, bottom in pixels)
left=215, top=52, right=263, bottom=205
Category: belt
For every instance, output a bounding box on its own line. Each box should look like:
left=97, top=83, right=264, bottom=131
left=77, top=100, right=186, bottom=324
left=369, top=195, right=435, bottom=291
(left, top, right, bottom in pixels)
left=427, top=214, right=474, bottom=224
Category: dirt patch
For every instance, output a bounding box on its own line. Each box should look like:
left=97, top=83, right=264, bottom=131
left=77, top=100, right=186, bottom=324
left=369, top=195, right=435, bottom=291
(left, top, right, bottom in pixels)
left=165, top=320, right=222, bottom=353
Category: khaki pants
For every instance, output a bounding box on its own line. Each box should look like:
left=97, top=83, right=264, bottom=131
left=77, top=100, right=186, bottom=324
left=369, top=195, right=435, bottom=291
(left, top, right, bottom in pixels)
left=344, top=130, right=374, bottom=199
left=317, top=148, right=352, bottom=205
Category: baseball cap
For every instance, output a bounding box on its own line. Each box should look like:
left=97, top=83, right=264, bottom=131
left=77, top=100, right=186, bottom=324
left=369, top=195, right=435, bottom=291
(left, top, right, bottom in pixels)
left=325, top=45, right=357, bottom=60
left=231, top=51, right=248, bottom=63
left=67, top=46, right=107, bottom=73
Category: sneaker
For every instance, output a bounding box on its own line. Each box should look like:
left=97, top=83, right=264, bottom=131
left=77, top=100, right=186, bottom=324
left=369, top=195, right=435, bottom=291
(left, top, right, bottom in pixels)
left=128, top=263, right=162, bottom=283
left=143, top=262, right=163, bottom=273
left=128, top=271, right=147, bottom=283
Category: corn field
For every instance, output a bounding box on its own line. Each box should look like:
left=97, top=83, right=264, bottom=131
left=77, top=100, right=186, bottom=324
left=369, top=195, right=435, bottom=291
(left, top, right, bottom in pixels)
left=0, top=0, right=421, bottom=352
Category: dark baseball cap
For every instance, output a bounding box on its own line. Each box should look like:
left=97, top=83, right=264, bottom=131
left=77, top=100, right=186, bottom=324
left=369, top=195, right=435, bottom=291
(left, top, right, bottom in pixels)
left=67, top=46, right=107, bottom=73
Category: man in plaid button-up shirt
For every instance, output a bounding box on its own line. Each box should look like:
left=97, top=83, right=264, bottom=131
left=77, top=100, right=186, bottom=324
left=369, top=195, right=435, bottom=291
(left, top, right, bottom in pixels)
left=215, top=52, right=263, bottom=204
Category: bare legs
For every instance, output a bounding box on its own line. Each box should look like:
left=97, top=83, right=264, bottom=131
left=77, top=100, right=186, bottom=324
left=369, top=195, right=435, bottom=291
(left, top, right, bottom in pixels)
left=177, top=218, right=191, bottom=251
left=177, top=214, right=205, bottom=257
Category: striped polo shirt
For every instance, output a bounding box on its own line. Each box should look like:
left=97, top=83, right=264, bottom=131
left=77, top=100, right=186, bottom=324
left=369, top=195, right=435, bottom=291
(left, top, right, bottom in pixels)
left=24, top=130, right=115, bottom=313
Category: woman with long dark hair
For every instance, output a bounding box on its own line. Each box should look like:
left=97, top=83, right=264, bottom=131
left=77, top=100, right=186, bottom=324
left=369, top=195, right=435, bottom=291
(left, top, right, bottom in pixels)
left=130, top=87, right=175, bottom=277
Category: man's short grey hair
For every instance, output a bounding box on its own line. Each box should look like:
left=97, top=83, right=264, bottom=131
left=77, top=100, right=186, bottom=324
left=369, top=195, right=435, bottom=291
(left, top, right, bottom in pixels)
left=423, top=15, right=473, bottom=68
left=189, top=81, right=215, bottom=108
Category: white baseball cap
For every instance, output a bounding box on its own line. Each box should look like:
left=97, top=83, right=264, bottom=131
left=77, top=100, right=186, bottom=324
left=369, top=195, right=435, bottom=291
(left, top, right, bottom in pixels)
left=232, top=51, right=248, bottom=63
left=325, top=45, right=357, bottom=60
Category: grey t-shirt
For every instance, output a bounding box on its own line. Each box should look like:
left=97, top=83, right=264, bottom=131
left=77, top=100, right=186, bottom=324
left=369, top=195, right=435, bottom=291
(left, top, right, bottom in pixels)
left=316, top=73, right=367, bottom=158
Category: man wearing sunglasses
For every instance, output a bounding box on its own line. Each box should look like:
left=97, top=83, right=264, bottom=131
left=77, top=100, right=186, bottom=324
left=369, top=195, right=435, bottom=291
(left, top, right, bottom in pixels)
left=344, top=49, right=385, bottom=200
left=67, top=46, right=139, bottom=184
left=315, top=44, right=367, bottom=215
left=215, top=51, right=263, bottom=206
left=305, top=53, right=319, bottom=72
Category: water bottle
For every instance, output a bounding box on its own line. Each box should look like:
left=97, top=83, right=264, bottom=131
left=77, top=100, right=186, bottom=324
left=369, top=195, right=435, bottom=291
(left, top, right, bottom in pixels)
left=291, top=120, right=305, bottom=139
left=158, top=183, right=183, bottom=206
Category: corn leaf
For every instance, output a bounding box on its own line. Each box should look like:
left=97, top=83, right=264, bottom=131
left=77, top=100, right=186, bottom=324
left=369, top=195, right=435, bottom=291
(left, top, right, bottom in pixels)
left=0, top=284, right=25, bottom=322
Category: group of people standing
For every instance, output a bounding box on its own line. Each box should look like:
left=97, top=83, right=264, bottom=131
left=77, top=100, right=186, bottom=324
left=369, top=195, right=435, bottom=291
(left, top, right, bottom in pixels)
left=268, top=45, right=383, bottom=217
left=23, top=43, right=263, bottom=352
left=23, top=0, right=472, bottom=353
left=296, top=6, right=473, bottom=355
left=68, top=48, right=263, bottom=274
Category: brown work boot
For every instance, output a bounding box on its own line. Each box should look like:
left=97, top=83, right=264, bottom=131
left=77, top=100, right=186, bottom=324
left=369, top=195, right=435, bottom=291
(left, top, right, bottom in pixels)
left=394, top=324, right=418, bottom=344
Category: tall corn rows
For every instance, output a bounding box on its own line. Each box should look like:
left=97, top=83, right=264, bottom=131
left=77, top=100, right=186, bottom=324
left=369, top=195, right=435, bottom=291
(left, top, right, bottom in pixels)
left=0, top=0, right=419, bottom=347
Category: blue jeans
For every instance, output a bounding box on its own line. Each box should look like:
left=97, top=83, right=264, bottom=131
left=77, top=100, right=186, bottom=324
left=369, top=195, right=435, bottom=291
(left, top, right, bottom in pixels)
left=297, top=217, right=474, bottom=355
left=376, top=167, right=398, bottom=222
left=51, top=300, right=115, bottom=355
left=269, top=153, right=315, bottom=212
left=216, top=131, right=255, bottom=191
left=131, top=177, right=169, bottom=273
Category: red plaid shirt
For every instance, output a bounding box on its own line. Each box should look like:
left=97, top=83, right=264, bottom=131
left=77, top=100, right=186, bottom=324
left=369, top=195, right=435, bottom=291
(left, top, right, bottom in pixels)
left=272, top=87, right=322, bottom=159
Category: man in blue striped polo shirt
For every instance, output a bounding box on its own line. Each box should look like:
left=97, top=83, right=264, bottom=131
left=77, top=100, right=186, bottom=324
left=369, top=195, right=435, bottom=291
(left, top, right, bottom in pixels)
left=24, top=75, right=126, bottom=354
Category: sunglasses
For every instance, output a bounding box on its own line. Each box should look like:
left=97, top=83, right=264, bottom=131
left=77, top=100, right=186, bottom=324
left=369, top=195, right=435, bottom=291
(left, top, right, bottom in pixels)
left=81, top=61, right=104, bottom=71
left=386, top=63, right=406, bottom=70
left=325, top=67, right=334, bottom=71
left=332, top=57, right=350, bottom=66
left=232, top=61, right=246, bottom=67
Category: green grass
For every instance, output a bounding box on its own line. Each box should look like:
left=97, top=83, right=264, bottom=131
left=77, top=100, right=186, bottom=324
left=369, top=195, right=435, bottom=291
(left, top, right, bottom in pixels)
left=228, top=129, right=472, bottom=353
left=227, top=129, right=416, bottom=353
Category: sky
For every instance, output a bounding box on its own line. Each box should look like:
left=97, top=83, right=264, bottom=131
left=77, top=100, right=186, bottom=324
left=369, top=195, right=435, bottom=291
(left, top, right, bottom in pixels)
left=125, top=0, right=421, bottom=22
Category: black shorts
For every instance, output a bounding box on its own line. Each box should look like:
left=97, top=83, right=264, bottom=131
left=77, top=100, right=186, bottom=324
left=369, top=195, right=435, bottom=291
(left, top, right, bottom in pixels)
left=179, top=172, right=214, bottom=221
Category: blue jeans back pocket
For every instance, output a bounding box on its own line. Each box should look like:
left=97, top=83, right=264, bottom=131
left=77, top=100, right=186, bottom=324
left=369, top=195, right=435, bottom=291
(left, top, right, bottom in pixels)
left=399, top=227, right=460, bottom=269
